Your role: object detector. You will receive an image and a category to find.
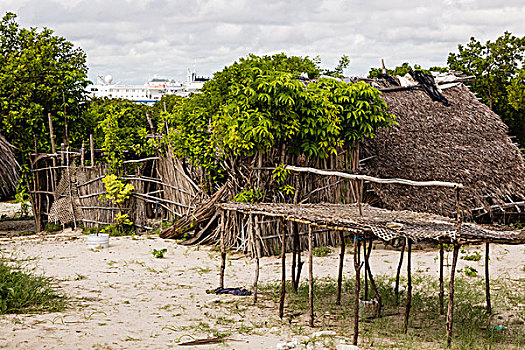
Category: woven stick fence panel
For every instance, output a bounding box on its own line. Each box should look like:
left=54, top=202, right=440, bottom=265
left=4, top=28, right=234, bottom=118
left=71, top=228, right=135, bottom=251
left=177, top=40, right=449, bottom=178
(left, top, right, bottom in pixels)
left=157, top=147, right=204, bottom=219
left=77, top=164, right=114, bottom=229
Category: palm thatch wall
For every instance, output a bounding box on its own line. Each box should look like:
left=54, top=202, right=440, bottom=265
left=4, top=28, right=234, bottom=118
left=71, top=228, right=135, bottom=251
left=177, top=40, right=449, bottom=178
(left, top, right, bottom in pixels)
left=361, top=83, right=525, bottom=220
left=0, top=134, right=19, bottom=196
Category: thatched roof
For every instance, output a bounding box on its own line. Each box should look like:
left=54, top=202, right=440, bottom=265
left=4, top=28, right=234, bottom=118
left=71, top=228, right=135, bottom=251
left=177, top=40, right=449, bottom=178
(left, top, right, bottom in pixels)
left=361, top=83, right=525, bottom=220
left=0, top=134, right=19, bottom=196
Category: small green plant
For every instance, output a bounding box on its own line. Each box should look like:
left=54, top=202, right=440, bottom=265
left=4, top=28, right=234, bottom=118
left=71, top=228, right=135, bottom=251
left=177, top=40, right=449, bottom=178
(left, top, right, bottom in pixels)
left=462, top=251, right=482, bottom=261
left=233, top=188, right=263, bottom=203
left=313, top=246, right=331, bottom=257
left=464, top=266, right=478, bottom=277
left=14, top=190, right=30, bottom=218
left=152, top=248, right=167, bottom=258
left=100, top=174, right=135, bottom=235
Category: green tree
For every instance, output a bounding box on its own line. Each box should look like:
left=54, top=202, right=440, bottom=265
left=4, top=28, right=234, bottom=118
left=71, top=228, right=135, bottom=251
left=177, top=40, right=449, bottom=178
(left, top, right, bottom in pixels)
left=164, top=54, right=396, bottom=185
left=0, top=12, right=90, bottom=163
left=322, top=54, right=351, bottom=77
left=83, top=98, right=155, bottom=171
left=447, top=32, right=525, bottom=147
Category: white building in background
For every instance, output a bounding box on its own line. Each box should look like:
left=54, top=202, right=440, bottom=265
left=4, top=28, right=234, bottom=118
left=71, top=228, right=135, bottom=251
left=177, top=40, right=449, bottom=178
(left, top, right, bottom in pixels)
left=86, top=69, right=209, bottom=103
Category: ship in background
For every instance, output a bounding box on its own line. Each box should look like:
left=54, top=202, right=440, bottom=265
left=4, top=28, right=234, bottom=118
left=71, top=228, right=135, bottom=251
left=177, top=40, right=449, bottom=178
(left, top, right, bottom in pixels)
left=86, top=68, right=209, bottom=103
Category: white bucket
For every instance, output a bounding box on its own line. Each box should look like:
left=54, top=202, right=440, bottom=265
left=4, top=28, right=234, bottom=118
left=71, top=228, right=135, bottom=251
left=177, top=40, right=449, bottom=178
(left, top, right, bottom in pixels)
left=87, top=233, right=110, bottom=249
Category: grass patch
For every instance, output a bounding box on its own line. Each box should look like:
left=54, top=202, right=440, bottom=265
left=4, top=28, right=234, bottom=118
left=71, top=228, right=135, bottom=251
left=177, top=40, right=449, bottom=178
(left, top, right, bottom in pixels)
left=44, top=222, right=62, bottom=233
left=313, top=246, right=332, bottom=257
left=260, top=274, right=525, bottom=349
left=0, top=261, right=67, bottom=314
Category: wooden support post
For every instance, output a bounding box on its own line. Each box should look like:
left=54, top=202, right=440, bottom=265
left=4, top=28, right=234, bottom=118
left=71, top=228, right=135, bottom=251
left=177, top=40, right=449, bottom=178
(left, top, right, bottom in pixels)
left=47, top=113, right=57, bottom=191
left=32, top=138, right=42, bottom=232
left=80, top=142, right=85, bottom=167
left=364, top=239, right=369, bottom=300
left=65, top=145, right=77, bottom=230
left=60, top=143, right=65, bottom=165
left=89, top=134, right=95, bottom=167
left=336, top=230, right=345, bottom=305
left=308, top=225, right=314, bottom=327
left=292, top=222, right=303, bottom=291
left=395, top=239, right=406, bottom=305
left=291, top=222, right=297, bottom=292
left=219, top=210, right=226, bottom=288
left=355, top=180, right=363, bottom=216
left=365, top=240, right=382, bottom=316
left=253, top=215, right=260, bottom=304
left=446, top=243, right=460, bottom=347
left=279, top=218, right=286, bottom=319
left=403, top=240, right=412, bottom=333
left=485, top=242, right=491, bottom=315
left=439, top=243, right=445, bottom=315
left=353, top=238, right=361, bottom=346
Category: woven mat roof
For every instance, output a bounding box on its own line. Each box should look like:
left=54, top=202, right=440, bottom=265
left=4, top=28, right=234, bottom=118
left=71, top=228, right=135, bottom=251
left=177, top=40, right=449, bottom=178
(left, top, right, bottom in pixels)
left=218, top=202, right=525, bottom=244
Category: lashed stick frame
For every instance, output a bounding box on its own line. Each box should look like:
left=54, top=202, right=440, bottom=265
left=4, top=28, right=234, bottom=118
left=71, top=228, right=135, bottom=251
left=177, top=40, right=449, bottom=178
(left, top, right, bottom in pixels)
left=215, top=167, right=525, bottom=347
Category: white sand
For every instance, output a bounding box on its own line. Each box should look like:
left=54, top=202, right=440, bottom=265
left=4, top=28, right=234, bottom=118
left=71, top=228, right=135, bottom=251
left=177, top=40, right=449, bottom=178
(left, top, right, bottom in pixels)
left=0, top=203, right=524, bottom=349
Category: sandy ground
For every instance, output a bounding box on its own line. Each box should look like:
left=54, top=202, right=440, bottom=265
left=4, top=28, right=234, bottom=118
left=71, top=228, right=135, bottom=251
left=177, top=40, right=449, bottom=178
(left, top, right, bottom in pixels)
left=0, top=203, right=524, bottom=350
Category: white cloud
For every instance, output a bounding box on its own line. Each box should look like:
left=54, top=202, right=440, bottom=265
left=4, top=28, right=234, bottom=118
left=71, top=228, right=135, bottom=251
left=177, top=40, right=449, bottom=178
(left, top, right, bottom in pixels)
left=1, top=0, right=524, bottom=83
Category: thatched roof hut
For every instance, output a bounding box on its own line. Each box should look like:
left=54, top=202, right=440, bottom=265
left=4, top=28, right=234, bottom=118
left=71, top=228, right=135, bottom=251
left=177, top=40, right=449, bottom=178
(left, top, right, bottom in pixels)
left=361, top=81, right=525, bottom=221
left=0, top=134, right=19, bottom=196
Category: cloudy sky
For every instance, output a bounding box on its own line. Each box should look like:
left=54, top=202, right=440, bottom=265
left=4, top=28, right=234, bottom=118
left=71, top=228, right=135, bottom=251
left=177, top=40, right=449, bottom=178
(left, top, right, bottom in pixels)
left=2, top=0, right=524, bottom=84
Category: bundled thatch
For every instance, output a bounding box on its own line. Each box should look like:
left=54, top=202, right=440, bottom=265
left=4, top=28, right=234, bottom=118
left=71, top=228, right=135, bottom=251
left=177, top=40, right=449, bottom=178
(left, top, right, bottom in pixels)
left=0, top=134, right=19, bottom=196
left=361, top=83, right=525, bottom=220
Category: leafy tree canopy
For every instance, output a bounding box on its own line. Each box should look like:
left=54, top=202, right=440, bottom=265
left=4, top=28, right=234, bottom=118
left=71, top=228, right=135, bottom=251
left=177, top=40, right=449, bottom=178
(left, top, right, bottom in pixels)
left=0, top=12, right=90, bottom=163
left=447, top=32, right=525, bottom=147
left=164, top=54, right=397, bottom=183
left=83, top=98, right=156, bottom=171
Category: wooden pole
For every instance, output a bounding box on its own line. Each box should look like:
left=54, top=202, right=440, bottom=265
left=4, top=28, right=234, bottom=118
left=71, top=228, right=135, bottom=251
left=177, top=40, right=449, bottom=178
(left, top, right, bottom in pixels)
left=292, top=222, right=303, bottom=291
left=439, top=243, right=445, bottom=315
left=291, top=222, right=297, bottom=292
left=65, top=145, right=77, bottom=230
left=89, top=134, right=95, bottom=167
left=146, top=112, right=155, bottom=135
left=308, top=225, right=314, bottom=327
left=364, top=239, right=370, bottom=300
left=47, top=113, right=57, bottom=192
left=353, top=238, right=361, bottom=345
left=395, top=239, right=406, bottom=305
left=219, top=210, right=226, bottom=288
left=80, top=142, right=85, bottom=167
left=446, top=243, right=460, bottom=347
left=60, top=143, right=65, bottom=165
left=355, top=180, right=363, bottom=216
left=32, top=137, right=42, bottom=232
left=283, top=165, right=464, bottom=189
left=253, top=215, right=260, bottom=304
left=365, top=240, right=381, bottom=316
left=336, top=230, right=345, bottom=305
left=279, top=218, right=286, bottom=319
left=403, top=240, right=412, bottom=333
left=485, top=242, right=492, bottom=315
